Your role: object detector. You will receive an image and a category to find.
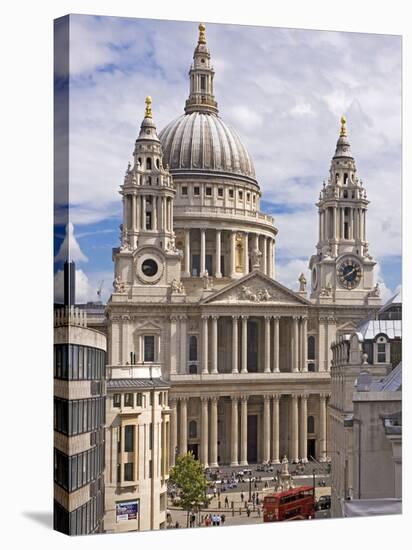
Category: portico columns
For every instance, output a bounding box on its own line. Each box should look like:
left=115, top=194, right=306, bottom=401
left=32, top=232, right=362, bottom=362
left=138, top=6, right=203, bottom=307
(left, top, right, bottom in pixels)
left=241, top=316, right=248, bottom=374
left=179, top=397, right=188, bottom=456
left=262, top=236, right=267, bottom=274
left=264, top=316, right=271, bottom=373
left=211, top=316, right=218, bottom=374
left=201, top=316, right=209, bottom=374
left=240, top=396, right=248, bottom=466
left=210, top=396, right=219, bottom=468
left=169, top=398, right=178, bottom=467
left=272, top=316, right=280, bottom=372
left=231, top=316, right=239, bottom=374
left=271, top=394, right=280, bottom=464
left=183, top=229, right=191, bottom=277
left=292, top=317, right=299, bottom=372
left=300, top=394, right=308, bottom=462
left=230, top=396, right=239, bottom=466
left=215, top=230, right=222, bottom=278
left=302, top=317, right=308, bottom=372
left=243, top=232, right=249, bottom=275
left=319, top=393, right=328, bottom=462
left=200, top=396, right=209, bottom=468
left=290, top=394, right=299, bottom=462
left=263, top=395, right=271, bottom=463
left=200, top=228, right=206, bottom=276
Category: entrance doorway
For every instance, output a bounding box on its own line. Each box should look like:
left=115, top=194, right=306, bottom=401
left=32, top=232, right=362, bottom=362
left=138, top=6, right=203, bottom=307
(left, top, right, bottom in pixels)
left=187, top=443, right=199, bottom=460
left=247, top=415, right=258, bottom=463
left=307, top=439, right=316, bottom=461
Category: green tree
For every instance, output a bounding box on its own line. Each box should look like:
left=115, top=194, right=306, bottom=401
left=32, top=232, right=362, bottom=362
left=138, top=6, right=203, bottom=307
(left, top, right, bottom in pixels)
left=169, top=452, right=208, bottom=527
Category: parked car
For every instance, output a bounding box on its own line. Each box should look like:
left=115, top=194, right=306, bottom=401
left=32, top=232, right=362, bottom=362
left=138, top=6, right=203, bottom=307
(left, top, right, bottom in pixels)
left=315, top=495, right=331, bottom=511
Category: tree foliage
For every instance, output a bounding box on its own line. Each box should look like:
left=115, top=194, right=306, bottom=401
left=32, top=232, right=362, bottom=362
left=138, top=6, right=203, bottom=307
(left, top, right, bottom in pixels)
left=169, top=452, right=208, bottom=512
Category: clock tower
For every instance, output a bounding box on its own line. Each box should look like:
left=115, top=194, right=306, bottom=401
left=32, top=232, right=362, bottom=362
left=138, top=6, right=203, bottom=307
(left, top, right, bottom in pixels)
left=309, top=116, right=380, bottom=305
left=111, top=97, right=183, bottom=302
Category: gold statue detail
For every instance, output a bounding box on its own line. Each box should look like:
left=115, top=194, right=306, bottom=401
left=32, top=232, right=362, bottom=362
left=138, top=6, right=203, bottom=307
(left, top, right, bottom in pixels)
left=145, top=96, right=152, bottom=118
left=340, top=115, right=347, bottom=137
left=198, top=22, right=206, bottom=45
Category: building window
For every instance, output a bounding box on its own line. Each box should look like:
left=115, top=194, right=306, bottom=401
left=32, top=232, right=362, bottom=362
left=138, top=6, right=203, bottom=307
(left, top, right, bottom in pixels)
left=113, top=394, right=121, bottom=408
left=200, top=75, right=206, bottom=91
left=308, top=336, right=315, bottom=360
left=124, top=425, right=134, bottom=452
left=124, top=462, right=134, bottom=481
left=194, top=186, right=200, bottom=196
left=181, top=186, right=188, bottom=196
left=189, top=364, right=198, bottom=374
left=229, top=189, right=234, bottom=199
left=377, top=343, right=386, bottom=362
left=308, top=363, right=316, bottom=372
left=136, top=393, right=142, bottom=407
left=124, top=393, right=134, bottom=407
left=307, top=416, right=315, bottom=434
left=189, top=335, right=198, bottom=361
left=146, top=157, right=152, bottom=170
left=149, top=423, right=153, bottom=450
left=188, top=420, right=197, bottom=438
left=238, top=190, right=243, bottom=200
left=218, top=187, right=223, bottom=197
left=205, top=186, right=212, bottom=196
left=252, top=195, right=256, bottom=203
left=144, top=335, right=155, bottom=362
left=246, top=192, right=250, bottom=201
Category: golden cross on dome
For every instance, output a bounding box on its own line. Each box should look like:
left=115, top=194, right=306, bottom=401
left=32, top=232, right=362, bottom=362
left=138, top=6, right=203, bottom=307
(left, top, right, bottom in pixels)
left=340, top=115, right=347, bottom=137
left=145, top=96, right=152, bottom=118
left=198, top=22, right=206, bottom=44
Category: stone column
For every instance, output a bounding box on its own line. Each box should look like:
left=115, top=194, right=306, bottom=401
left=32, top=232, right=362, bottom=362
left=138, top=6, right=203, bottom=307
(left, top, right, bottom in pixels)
left=300, top=394, right=308, bottom=462
left=262, top=395, right=271, bottom=463
left=210, top=396, right=219, bottom=468
left=262, top=236, right=267, bottom=274
left=292, top=317, right=299, bottom=372
left=301, top=317, right=308, bottom=372
left=230, top=231, right=236, bottom=277
left=152, top=196, right=157, bottom=230
left=200, top=228, right=206, bottom=276
left=240, top=396, right=248, bottom=466
left=319, top=393, right=328, bottom=462
left=290, top=394, right=299, bottom=462
left=271, top=394, right=280, bottom=464
left=200, top=396, right=209, bottom=468
left=230, top=396, right=239, bottom=466
left=264, top=316, right=271, bottom=373
left=211, top=315, right=218, bottom=374
left=179, top=315, right=187, bottom=375
left=184, top=229, right=191, bottom=277
left=215, top=230, right=222, bottom=278
left=241, top=316, right=248, bottom=373
left=141, top=196, right=146, bottom=230
left=244, top=232, right=249, bottom=274
left=231, top=316, right=239, bottom=374
left=273, top=316, right=280, bottom=372
left=179, top=397, right=188, bottom=456
left=170, top=398, right=178, bottom=467
left=170, top=315, right=178, bottom=375
left=131, top=194, right=136, bottom=232
left=340, top=207, right=345, bottom=239
left=201, top=315, right=209, bottom=374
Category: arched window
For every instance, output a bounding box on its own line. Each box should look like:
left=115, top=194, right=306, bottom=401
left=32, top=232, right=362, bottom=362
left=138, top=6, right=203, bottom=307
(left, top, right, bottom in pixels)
left=189, top=336, right=198, bottom=361
left=307, top=416, right=315, bottom=434
left=156, top=158, right=160, bottom=169
left=146, top=157, right=152, bottom=170
left=189, top=364, right=198, bottom=375
left=308, top=336, right=315, bottom=360
left=188, top=420, right=197, bottom=438
left=343, top=190, right=348, bottom=198
left=344, top=173, right=348, bottom=185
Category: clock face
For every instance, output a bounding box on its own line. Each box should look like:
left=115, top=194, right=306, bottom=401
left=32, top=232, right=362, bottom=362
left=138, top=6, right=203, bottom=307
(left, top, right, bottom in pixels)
left=337, top=258, right=362, bottom=289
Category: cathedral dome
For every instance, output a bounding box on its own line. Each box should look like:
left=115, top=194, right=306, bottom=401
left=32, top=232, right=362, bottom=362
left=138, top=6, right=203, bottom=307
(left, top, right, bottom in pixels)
left=159, top=112, right=257, bottom=183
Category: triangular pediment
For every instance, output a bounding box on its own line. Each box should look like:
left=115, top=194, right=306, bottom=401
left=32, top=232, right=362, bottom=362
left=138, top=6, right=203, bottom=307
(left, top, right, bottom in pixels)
left=337, top=320, right=358, bottom=333
left=201, top=271, right=311, bottom=306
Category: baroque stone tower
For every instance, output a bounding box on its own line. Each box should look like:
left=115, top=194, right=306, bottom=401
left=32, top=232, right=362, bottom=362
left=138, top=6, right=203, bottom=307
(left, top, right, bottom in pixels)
left=113, top=97, right=183, bottom=300
left=309, top=116, right=380, bottom=305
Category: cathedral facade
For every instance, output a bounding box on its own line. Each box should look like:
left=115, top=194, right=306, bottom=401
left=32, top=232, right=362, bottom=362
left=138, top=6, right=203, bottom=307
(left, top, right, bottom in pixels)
left=104, top=23, right=381, bottom=530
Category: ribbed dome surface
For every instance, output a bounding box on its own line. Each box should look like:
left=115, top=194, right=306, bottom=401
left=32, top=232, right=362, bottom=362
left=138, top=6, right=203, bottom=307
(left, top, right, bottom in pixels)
left=159, top=112, right=256, bottom=182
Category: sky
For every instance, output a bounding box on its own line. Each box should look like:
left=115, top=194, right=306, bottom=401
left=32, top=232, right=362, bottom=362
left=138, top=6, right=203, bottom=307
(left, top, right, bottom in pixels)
left=54, top=15, right=402, bottom=304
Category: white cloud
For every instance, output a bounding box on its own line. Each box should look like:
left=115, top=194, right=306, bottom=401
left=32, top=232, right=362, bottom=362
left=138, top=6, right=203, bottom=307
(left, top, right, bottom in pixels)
left=54, top=222, right=88, bottom=263
left=276, top=258, right=310, bottom=291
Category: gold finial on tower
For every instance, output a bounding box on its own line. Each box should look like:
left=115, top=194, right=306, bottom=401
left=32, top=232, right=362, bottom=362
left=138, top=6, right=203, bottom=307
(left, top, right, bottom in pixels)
left=145, top=95, right=152, bottom=118
left=198, top=22, right=206, bottom=44
left=340, top=115, right=347, bottom=137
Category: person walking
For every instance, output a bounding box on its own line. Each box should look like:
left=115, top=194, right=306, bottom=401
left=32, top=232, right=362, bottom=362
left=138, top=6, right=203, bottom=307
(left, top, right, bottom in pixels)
left=224, top=496, right=229, bottom=508
left=221, top=514, right=226, bottom=525
left=257, top=506, right=261, bottom=518
left=241, top=492, right=244, bottom=503
left=246, top=507, right=251, bottom=518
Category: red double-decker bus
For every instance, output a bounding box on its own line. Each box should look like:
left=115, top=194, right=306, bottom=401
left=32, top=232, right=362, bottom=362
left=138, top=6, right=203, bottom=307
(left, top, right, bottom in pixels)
left=263, top=486, right=315, bottom=522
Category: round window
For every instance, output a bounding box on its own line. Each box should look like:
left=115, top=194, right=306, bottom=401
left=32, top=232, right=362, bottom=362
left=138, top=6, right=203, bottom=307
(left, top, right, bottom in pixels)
left=141, top=259, right=158, bottom=277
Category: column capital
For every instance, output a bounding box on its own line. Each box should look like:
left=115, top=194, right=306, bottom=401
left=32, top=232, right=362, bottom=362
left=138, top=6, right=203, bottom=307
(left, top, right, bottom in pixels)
left=264, top=315, right=271, bottom=322
left=177, top=314, right=188, bottom=321
left=241, top=315, right=249, bottom=321
left=201, top=314, right=210, bottom=321
left=272, top=315, right=281, bottom=321
left=320, top=392, right=331, bottom=400
left=216, top=228, right=221, bottom=235
left=263, top=394, right=271, bottom=402
left=240, top=394, right=249, bottom=402
left=179, top=396, right=189, bottom=403
left=210, top=395, right=219, bottom=403
left=169, top=397, right=178, bottom=406
left=231, top=315, right=240, bottom=321
left=200, top=395, right=209, bottom=403
left=170, top=314, right=179, bottom=322
left=211, top=314, right=219, bottom=321
left=300, top=393, right=309, bottom=401
left=272, top=393, right=281, bottom=401
left=291, top=393, right=299, bottom=402
left=231, top=394, right=240, bottom=402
